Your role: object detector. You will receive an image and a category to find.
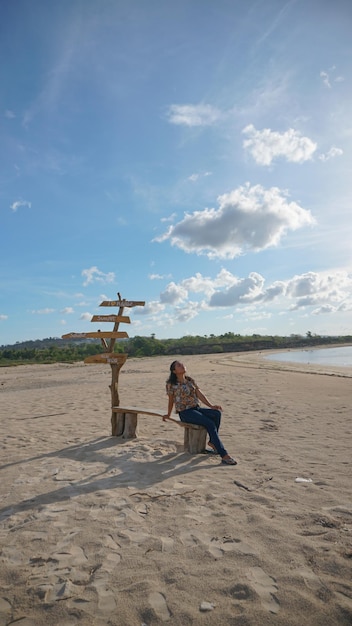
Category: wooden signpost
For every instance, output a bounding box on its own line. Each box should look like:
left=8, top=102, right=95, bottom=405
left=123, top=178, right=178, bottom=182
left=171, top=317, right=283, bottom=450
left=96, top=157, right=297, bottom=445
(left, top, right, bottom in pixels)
left=62, top=293, right=207, bottom=452
left=84, top=353, right=128, bottom=365
left=62, top=293, right=207, bottom=453
left=91, top=315, right=130, bottom=323
left=99, top=300, right=145, bottom=308
left=62, top=331, right=128, bottom=339
left=61, top=293, right=145, bottom=432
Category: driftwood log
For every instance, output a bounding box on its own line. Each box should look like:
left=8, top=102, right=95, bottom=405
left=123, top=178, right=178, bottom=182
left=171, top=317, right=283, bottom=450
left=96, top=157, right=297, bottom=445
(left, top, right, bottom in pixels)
left=183, top=424, right=207, bottom=454
left=109, top=358, right=128, bottom=434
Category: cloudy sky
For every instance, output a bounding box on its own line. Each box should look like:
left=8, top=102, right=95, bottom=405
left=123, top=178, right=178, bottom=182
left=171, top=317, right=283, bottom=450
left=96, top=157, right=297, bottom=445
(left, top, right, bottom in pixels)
left=1, top=0, right=351, bottom=345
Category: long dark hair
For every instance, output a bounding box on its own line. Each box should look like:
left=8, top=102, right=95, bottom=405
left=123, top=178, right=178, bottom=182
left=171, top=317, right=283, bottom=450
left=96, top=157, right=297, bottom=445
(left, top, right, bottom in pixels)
left=166, top=360, right=178, bottom=385
left=167, top=361, right=191, bottom=385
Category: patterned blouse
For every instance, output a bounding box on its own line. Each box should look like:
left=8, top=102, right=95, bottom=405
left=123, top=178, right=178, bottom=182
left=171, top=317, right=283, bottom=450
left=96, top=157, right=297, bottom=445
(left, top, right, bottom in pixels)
left=166, top=376, right=199, bottom=413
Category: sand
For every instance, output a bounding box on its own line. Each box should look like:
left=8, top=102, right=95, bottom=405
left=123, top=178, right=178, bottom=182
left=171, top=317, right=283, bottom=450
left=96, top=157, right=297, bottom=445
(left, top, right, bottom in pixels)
left=0, top=352, right=351, bottom=626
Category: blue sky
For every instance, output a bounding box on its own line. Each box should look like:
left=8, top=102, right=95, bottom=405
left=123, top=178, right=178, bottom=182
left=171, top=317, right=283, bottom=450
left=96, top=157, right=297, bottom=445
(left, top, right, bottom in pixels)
left=1, top=0, right=351, bottom=345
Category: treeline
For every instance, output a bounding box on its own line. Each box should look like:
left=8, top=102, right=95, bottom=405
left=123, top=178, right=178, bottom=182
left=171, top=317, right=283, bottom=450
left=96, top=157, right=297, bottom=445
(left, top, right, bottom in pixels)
left=1, top=332, right=351, bottom=366
left=0, top=342, right=105, bottom=365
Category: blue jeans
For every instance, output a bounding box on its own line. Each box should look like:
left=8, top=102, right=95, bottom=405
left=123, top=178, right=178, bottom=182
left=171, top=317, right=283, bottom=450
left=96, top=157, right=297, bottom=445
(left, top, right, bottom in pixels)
left=178, top=406, right=228, bottom=458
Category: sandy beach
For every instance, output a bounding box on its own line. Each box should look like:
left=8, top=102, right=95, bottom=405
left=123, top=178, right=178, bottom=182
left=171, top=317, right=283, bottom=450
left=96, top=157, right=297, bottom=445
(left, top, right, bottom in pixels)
left=0, top=352, right=351, bottom=626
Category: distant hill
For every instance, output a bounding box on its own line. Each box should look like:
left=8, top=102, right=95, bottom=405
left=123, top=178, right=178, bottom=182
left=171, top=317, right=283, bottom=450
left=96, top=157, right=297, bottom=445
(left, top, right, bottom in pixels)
left=1, top=337, right=98, bottom=350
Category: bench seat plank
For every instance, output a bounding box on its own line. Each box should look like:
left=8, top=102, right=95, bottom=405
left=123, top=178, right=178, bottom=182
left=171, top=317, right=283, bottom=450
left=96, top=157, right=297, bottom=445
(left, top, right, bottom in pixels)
left=111, top=405, right=207, bottom=453
left=112, top=406, right=164, bottom=417
left=112, top=406, right=204, bottom=429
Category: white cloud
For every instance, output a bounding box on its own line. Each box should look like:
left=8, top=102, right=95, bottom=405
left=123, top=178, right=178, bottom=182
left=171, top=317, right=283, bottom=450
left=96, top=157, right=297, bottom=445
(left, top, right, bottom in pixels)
left=154, top=268, right=352, bottom=319
left=188, top=171, right=212, bottom=182
left=5, top=110, right=15, bottom=119
left=259, top=282, right=286, bottom=302
left=286, top=271, right=352, bottom=310
left=159, top=270, right=238, bottom=311
left=209, top=273, right=265, bottom=307
left=161, top=213, right=177, bottom=223
left=149, top=273, right=163, bottom=280
left=318, top=146, right=343, bottom=162
left=81, top=266, right=115, bottom=286
left=160, top=282, right=188, bottom=305
left=149, top=273, right=172, bottom=280
left=338, top=302, right=352, bottom=312
left=31, top=308, right=55, bottom=314
left=235, top=75, right=291, bottom=121
left=181, top=273, right=220, bottom=298
left=320, top=67, right=344, bottom=89
left=133, top=301, right=165, bottom=316
left=80, top=312, right=92, bottom=320
left=22, top=21, right=79, bottom=128
left=174, top=301, right=200, bottom=323
left=155, top=183, right=315, bottom=259
left=242, top=125, right=317, bottom=166
left=167, top=104, right=221, bottom=127
left=61, top=307, right=74, bottom=314
left=320, top=71, right=331, bottom=89
left=312, top=304, right=336, bottom=315
left=10, top=199, right=32, bottom=212
left=0, top=314, right=8, bottom=320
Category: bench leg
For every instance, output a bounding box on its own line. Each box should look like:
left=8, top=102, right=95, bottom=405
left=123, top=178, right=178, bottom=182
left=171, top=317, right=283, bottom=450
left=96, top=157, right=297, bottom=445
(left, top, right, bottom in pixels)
left=123, top=412, right=138, bottom=439
left=111, top=411, right=125, bottom=436
left=184, top=425, right=207, bottom=454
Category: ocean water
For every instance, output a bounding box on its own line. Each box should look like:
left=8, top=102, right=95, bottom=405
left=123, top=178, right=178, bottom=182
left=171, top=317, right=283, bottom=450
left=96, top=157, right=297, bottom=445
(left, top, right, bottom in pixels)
left=264, top=345, right=352, bottom=367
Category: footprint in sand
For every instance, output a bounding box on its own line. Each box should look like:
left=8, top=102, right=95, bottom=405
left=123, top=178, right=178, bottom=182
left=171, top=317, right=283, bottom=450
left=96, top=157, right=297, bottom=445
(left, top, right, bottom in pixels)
left=246, top=566, right=280, bottom=614
left=161, top=536, right=175, bottom=553
left=298, top=568, right=326, bottom=594
left=180, top=529, right=209, bottom=548
left=92, top=578, right=117, bottom=615
left=1, top=545, right=26, bottom=566
left=44, top=580, right=81, bottom=603
left=51, top=544, right=88, bottom=569
left=0, top=597, right=12, bottom=621
left=148, top=591, right=171, bottom=621
left=118, top=528, right=150, bottom=545
left=180, top=530, right=257, bottom=560
left=209, top=537, right=257, bottom=559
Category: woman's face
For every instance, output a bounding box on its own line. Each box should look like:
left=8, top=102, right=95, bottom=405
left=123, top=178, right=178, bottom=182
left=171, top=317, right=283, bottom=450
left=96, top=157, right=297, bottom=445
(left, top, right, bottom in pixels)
left=172, top=361, right=186, bottom=375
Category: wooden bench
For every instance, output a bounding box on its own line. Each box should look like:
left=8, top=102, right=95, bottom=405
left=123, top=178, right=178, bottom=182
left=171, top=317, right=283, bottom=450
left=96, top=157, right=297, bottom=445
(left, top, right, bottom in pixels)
left=111, top=406, right=207, bottom=454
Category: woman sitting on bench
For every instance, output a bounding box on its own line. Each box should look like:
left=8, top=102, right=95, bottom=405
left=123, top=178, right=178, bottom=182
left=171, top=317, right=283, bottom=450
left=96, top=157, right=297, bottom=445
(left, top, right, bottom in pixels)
left=163, top=360, right=237, bottom=466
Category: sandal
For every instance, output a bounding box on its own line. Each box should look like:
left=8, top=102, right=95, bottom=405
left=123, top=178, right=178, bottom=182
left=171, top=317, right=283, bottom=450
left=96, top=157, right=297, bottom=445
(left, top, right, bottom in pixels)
left=221, top=456, right=237, bottom=466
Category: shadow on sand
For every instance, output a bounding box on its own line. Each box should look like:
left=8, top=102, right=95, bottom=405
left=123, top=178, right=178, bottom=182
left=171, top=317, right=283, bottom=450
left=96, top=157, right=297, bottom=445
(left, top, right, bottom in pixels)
left=0, top=435, right=218, bottom=522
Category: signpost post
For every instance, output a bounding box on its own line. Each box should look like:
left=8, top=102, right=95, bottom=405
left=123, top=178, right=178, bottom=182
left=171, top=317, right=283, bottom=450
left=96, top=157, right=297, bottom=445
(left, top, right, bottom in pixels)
left=61, top=293, right=145, bottom=433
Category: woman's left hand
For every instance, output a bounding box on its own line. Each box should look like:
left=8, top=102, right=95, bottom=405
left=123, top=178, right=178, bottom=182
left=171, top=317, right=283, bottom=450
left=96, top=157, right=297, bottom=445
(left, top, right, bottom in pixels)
left=211, top=404, right=222, bottom=411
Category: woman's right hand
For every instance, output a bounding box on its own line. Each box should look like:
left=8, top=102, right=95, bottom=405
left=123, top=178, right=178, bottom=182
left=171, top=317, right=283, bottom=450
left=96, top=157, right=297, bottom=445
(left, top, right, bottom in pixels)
left=162, top=414, right=170, bottom=421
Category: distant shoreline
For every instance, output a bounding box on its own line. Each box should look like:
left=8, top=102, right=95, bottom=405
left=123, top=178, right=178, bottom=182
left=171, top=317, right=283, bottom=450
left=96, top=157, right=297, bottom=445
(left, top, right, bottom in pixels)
left=219, top=345, right=352, bottom=378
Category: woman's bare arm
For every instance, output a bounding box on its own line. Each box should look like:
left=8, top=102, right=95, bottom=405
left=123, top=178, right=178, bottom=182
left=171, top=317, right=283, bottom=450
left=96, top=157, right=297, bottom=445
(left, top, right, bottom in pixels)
left=163, top=394, right=174, bottom=421
left=196, top=387, right=222, bottom=411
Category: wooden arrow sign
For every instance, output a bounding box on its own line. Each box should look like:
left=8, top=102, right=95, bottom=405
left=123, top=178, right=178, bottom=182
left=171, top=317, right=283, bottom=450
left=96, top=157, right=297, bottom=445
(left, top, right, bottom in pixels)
left=62, top=331, right=129, bottom=340
left=84, top=353, right=128, bottom=365
left=91, top=315, right=130, bottom=323
left=99, top=299, right=145, bottom=308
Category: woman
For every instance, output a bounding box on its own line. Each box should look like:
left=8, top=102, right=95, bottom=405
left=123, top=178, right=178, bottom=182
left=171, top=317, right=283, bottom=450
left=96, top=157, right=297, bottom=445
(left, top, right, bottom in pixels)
left=163, top=360, right=237, bottom=465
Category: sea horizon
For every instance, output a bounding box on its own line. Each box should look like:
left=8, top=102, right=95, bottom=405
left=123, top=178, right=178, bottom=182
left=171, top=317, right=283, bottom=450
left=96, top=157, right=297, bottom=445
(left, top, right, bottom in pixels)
left=264, top=344, right=352, bottom=367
